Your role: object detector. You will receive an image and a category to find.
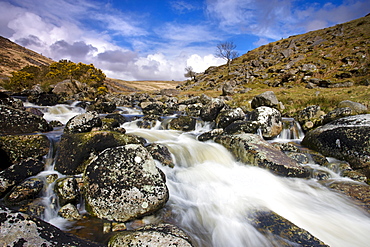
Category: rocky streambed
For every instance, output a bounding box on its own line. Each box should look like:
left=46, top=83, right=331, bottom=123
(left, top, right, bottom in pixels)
left=1, top=90, right=370, bottom=246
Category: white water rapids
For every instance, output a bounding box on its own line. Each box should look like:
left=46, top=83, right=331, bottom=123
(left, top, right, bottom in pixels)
left=36, top=103, right=370, bottom=246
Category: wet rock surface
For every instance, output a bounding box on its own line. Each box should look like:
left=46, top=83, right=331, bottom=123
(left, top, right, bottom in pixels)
left=64, top=111, right=102, bottom=133
left=83, top=144, right=169, bottom=222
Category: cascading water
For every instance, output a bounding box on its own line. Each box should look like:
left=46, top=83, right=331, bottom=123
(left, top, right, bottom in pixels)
left=27, top=102, right=370, bottom=246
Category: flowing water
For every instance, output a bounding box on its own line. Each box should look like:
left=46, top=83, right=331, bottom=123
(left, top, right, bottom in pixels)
left=30, top=103, right=370, bottom=246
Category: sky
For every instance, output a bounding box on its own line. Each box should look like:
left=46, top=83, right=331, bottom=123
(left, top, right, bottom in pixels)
left=0, top=0, right=369, bottom=81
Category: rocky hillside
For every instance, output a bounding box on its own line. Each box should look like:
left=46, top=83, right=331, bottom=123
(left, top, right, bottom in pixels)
left=180, top=14, right=370, bottom=92
left=0, top=36, right=54, bottom=78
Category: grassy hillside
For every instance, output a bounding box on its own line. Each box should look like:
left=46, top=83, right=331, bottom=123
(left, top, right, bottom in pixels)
left=179, top=14, right=370, bottom=116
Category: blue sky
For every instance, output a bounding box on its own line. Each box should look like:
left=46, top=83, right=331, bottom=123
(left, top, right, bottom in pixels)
left=0, top=0, right=369, bottom=80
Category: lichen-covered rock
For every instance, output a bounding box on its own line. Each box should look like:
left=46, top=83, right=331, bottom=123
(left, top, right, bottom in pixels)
left=4, top=177, right=43, bottom=206
left=0, top=94, right=24, bottom=109
left=251, top=91, right=279, bottom=109
left=198, top=128, right=224, bottom=141
left=302, top=114, right=370, bottom=178
left=28, top=93, right=60, bottom=106
left=248, top=210, right=328, bottom=246
left=86, top=101, right=116, bottom=113
left=215, top=108, right=245, bottom=129
left=58, top=203, right=82, bottom=220
left=108, top=223, right=193, bottom=247
left=0, top=205, right=103, bottom=246
left=224, top=120, right=259, bottom=135
left=297, top=105, right=325, bottom=131
left=0, top=134, right=50, bottom=170
left=55, top=130, right=141, bottom=175
left=140, top=101, right=165, bottom=115
left=215, top=134, right=309, bottom=177
left=64, top=111, right=102, bottom=133
left=54, top=176, right=79, bottom=206
left=323, top=107, right=353, bottom=124
left=83, top=144, right=169, bottom=222
left=0, top=105, right=51, bottom=135
left=200, top=98, right=225, bottom=121
left=250, top=106, right=283, bottom=139
left=0, top=158, right=44, bottom=197
left=168, top=116, right=196, bottom=131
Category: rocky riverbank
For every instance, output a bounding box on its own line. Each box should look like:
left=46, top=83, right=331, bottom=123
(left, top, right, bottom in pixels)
left=1, top=89, right=369, bottom=246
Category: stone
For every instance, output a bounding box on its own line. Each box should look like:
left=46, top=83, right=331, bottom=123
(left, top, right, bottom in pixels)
left=221, top=81, right=235, bottom=96
left=297, top=105, right=325, bottom=131
left=198, top=128, right=224, bottom=142
left=338, top=100, right=368, bottom=114
left=0, top=205, right=103, bottom=246
left=28, top=93, right=60, bottom=106
left=0, top=105, right=51, bottom=135
left=108, top=223, right=193, bottom=247
left=0, top=158, right=44, bottom=197
left=146, top=143, right=174, bottom=168
left=4, top=177, right=44, bottom=206
left=54, top=177, right=79, bottom=206
left=86, top=101, right=116, bottom=113
left=249, top=106, right=283, bottom=139
left=55, top=130, right=141, bottom=175
left=200, top=98, right=225, bottom=121
left=251, top=91, right=279, bottom=109
left=168, top=116, right=196, bottom=131
left=52, top=79, right=93, bottom=96
left=83, top=144, right=169, bottom=222
left=58, top=203, right=82, bottom=220
left=215, top=108, right=245, bottom=129
left=224, top=120, right=259, bottom=135
left=215, top=134, right=309, bottom=177
left=140, top=101, right=165, bottom=115
left=64, top=111, right=102, bottom=134
left=323, top=107, right=353, bottom=124
left=302, top=114, right=370, bottom=178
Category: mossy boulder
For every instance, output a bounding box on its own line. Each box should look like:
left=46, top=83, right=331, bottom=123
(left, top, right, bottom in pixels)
left=0, top=134, right=50, bottom=171
left=215, top=134, right=309, bottom=177
left=64, top=111, right=102, bottom=134
left=54, top=130, right=142, bottom=175
left=83, top=144, right=169, bottom=222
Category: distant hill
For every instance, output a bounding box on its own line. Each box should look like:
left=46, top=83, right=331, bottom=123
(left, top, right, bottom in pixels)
left=180, top=14, right=370, bottom=92
left=0, top=36, right=54, bottom=78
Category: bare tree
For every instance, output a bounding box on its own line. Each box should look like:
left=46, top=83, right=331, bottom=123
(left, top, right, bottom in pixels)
left=184, top=66, right=196, bottom=80
left=215, top=41, right=239, bottom=74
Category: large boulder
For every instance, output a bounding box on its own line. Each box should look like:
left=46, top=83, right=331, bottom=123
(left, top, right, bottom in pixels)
left=215, top=134, right=309, bottom=177
left=0, top=205, right=102, bottom=246
left=297, top=105, right=325, bottom=131
left=251, top=91, right=279, bottom=109
left=249, top=106, right=283, bottom=139
left=302, top=114, right=370, bottom=178
left=0, top=105, right=51, bottom=135
left=28, top=93, right=60, bottom=106
left=52, top=79, right=92, bottom=96
left=0, top=158, right=44, bottom=197
left=0, top=134, right=50, bottom=171
left=338, top=100, right=368, bottom=114
left=64, top=111, right=102, bottom=133
left=83, top=144, right=169, bottom=222
left=3, top=177, right=44, bottom=206
left=55, top=130, right=142, bottom=175
left=215, top=108, right=245, bottom=129
left=168, top=116, right=196, bottom=131
left=200, top=98, right=225, bottom=121
left=108, top=224, right=193, bottom=247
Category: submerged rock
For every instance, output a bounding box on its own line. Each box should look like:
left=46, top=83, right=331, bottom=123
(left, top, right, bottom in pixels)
left=83, top=144, right=169, bottom=222
left=302, top=114, right=370, bottom=178
left=108, top=223, right=193, bottom=247
left=215, top=134, right=309, bottom=177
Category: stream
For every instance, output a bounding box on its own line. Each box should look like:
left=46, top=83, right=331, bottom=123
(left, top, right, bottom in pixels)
left=29, top=102, right=370, bottom=246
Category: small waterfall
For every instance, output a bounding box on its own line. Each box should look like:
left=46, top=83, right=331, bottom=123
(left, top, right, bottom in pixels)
left=276, top=117, right=305, bottom=141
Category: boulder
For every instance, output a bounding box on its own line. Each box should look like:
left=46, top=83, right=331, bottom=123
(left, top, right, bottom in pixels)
left=0, top=158, right=44, bottom=197
left=28, top=93, right=60, bottom=106
left=0, top=105, right=51, bottom=135
left=251, top=91, right=279, bottom=109
left=55, top=130, right=141, bottom=175
left=58, top=203, right=82, bottom=220
left=215, top=134, right=309, bottom=177
left=249, top=106, right=283, bottom=139
left=302, top=114, right=370, bottom=178
left=200, top=98, right=225, bottom=121
left=64, top=111, right=102, bottom=133
left=140, top=101, right=165, bottom=115
left=297, top=105, right=325, bottom=131
left=0, top=94, right=24, bottom=110
left=221, top=81, right=235, bottom=96
left=198, top=128, right=224, bottom=142
left=338, top=100, right=368, bottom=114
left=86, top=101, right=116, bottom=113
left=4, top=177, right=44, bottom=206
left=0, top=205, right=103, bottom=246
left=108, top=223, right=193, bottom=247
left=323, top=107, right=353, bottom=124
left=215, top=108, right=245, bottom=129
left=52, top=79, right=92, bottom=96
left=0, top=134, right=50, bottom=171
left=168, top=116, right=196, bottom=131
left=224, top=120, right=259, bottom=135
left=146, top=143, right=174, bottom=168
left=83, top=144, right=169, bottom=222
left=54, top=177, right=79, bottom=206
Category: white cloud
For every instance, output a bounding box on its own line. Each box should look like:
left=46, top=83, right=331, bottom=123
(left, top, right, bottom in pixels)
left=187, top=54, right=225, bottom=73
